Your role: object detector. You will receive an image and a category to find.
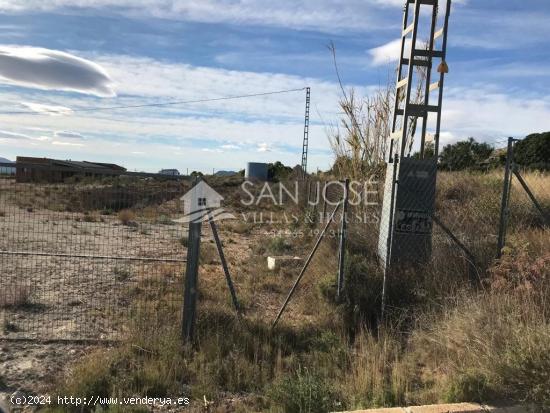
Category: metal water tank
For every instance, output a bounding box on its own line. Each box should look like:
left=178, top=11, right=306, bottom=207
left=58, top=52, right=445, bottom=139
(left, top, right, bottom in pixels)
left=245, top=162, right=269, bottom=181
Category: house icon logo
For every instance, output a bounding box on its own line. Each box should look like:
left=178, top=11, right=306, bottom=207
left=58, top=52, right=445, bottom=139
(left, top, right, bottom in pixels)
left=176, top=180, right=235, bottom=223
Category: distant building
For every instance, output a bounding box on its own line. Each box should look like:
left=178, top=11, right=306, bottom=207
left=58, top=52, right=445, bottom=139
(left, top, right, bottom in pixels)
left=159, top=169, right=180, bottom=176
left=15, top=157, right=126, bottom=183
left=0, top=157, right=15, bottom=176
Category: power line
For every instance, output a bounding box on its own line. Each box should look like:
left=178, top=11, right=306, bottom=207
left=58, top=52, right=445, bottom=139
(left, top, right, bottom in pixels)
left=0, top=87, right=307, bottom=116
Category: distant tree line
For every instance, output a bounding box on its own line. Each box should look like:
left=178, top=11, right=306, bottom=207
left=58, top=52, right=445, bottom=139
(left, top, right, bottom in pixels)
left=420, top=132, right=550, bottom=171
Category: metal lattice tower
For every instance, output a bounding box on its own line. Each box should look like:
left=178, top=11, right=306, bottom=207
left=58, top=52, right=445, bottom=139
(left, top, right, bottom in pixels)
left=301, top=87, right=311, bottom=178
left=389, top=0, right=451, bottom=161
left=378, top=0, right=452, bottom=275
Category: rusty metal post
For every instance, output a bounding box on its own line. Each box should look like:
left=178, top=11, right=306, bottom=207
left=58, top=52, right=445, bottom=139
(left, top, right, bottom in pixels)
left=337, top=179, right=350, bottom=298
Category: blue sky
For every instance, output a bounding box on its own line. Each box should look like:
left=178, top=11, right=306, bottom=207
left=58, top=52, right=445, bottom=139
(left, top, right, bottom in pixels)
left=0, top=0, right=548, bottom=173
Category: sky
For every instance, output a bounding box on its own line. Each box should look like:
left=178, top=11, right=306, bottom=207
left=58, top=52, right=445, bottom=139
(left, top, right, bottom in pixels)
left=0, top=0, right=548, bottom=173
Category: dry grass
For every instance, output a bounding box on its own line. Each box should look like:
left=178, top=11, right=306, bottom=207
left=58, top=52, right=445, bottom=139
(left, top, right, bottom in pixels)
left=117, top=209, right=136, bottom=225
left=406, top=290, right=550, bottom=406
left=0, top=285, right=32, bottom=308
left=222, top=220, right=253, bottom=234
left=47, top=171, right=550, bottom=411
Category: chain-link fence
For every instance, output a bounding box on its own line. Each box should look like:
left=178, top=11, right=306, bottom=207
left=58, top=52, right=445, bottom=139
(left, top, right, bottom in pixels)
left=1, top=152, right=547, bottom=341
left=497, top=137, right=550, bottom=257
left=305, top=150, right=546, bottom=286
left=0, top=171, right=191, bottom=341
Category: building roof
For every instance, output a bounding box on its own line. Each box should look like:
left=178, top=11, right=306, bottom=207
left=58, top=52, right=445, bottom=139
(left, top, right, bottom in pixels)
left=16, top=156, right=126, bottom=172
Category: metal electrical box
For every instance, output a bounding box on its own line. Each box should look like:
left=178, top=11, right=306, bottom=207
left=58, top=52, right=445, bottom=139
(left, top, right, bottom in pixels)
left=378, top=158, right=437, bottom=270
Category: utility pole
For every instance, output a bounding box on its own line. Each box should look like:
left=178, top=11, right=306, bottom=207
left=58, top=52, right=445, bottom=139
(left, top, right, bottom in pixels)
left=300, top=87, right=311, bottom=179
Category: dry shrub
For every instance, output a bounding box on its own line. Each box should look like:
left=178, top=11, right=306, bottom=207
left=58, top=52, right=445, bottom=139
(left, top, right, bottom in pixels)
left=82, top=212, right=99, bottom=222
left=223, top=220, right=252, bottom=235
left=200, top=242, right=219, bottom=265
left=118, top=209, right=136, bottom=225
left=0, top=285, right=31, bottom=308
left=489, top=243, right=550, bottom=293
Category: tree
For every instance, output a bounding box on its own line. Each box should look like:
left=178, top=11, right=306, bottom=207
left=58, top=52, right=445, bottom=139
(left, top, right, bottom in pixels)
left=513, top=132, right=550, bottom=170
left=438, top=138, right=493, bottom=171
left=268, top=161, right=292, bottom=181
left=412, top=141, right=435, bottom=160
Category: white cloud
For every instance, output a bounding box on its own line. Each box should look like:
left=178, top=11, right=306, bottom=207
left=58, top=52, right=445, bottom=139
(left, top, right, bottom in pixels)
left=21, top=101, right=73, bottom=115
left=257, top=142, right=272, bottom=152
left=92, top=54, right=353, bottom=120
left=368, top=38, right=421, bottom=67
left=439, top=87, right=550, bottom=143
left=52, top=140, right=85, bottom=147
left=0, top=45, right=115, bottom=97
left=0, top=50, right=548, bottom=173
left=0, top=0, right=412, bottom=32
left=220, top=144, right=240, bottom=150
left=0, top=129, right=31, bottom=139
left=54, top=130, right=84, bottom=139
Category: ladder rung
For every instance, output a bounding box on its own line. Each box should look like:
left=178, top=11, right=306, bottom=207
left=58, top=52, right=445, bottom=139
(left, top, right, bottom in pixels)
left=408, top=104, right=439, bottom=116
left=396, top=105, right=439, bottom=117
left=397, top=78, right=408, bottom=89
left=403, top=23, right=414, bottom=37
left=401, top=58, right=430, bottom=67
left=429, top=81, right=440, bottom=92
left=414, top=49, right=444, bottom=58
left=408, top=0, right=436, bottom=4
left=433, top=28, right=444, bottom=40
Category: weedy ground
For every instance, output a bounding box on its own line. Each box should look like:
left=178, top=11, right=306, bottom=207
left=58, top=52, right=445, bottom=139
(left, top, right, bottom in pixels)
left=36, top=171, right=550, bottom=412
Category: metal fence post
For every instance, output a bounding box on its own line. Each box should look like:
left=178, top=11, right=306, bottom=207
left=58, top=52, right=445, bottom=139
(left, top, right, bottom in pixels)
left=272, top=201, right=342, bottom=328
left=381, top=155, right=399, bottom=321
left=208, top=213, right=241, bottom=315
left=512, top=168, right=550, bottom=227
left=182, top=219, right=202, bottom=342
left=322, top=182, right=328, bottom=223
left=497, top=137, right=514, bottom=258
left=337, top=179, right=350, bottom=299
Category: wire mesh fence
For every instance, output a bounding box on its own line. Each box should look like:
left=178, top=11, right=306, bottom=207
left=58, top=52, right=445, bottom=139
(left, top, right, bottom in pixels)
left=306, top=162, right=523, bottom=282
left=1, top=154, right=547, bottom=342
left=0, top=173, right=192, bottom=341
left=506, top=171, right=549, bottom=232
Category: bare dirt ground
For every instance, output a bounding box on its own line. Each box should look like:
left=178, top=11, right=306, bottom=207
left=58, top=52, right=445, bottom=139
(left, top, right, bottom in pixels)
left=0, top=178, right=333, bottom=410
left=0, top=186, right=263, bottom=403
left=0, top=180, right=190, bottom=401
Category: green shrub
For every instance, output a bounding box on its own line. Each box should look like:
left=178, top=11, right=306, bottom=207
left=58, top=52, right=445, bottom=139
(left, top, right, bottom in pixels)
left=444, top=371, right=491, bottom=403
left=269, top=367, right=336, bottom=413
left=268, top=236, right=292, bottom=255
left=439, top=138, right=494, bottom=171
left=155, top=215, right=175, bottom=225
left=514, top=132, right=550, bottom=170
